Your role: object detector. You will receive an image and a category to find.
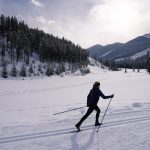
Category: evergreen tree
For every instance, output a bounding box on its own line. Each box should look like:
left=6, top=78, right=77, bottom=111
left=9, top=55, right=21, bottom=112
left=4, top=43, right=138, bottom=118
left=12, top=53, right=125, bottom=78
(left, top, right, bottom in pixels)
left=11, top=63, right=17, bottom=77
left=46, top=64, right=53, bottom=76
left=20, top=63, right=26, bottom=77
left=146, top=52, right=150, bottom=74
left=125, top=68, right=127, bottom=73
left=0, top=15, right=5, bottom=36
left=59, top=63, right=65, bottom=73
left=38, top=64, right=42, bottom=72
left=29, top=64, right=33, bottom=74
left=147, top=64, right=150, bottom=74
left=133, top=68, right=135, bottom=72
left=110, top=60, right=118, bottom=71
left=2, top=62, right=8, bottom=78
left=55, top=66, right=61, bottom=75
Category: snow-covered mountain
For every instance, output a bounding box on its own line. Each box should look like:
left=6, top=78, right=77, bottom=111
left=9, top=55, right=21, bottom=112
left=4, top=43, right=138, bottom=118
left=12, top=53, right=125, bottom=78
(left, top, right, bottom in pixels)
left=116, top=48, right=150, bottom=62
left=87, top=42, right=123, bottom=59
left=144, top=33, right=150, bottom=39
left=87, top=34, right=150, bottom=61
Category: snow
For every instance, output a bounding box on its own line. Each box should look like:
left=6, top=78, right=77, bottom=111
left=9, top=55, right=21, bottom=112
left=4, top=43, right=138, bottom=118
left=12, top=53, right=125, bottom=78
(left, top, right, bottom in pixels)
left=130, top=48, right=150, bottom=59
left=115, top=48, right=150, bottom=61
left=144, top=33, right=150, bottom=39
left=0, top=66, right=150, bottom=150
left=101, top=50, right=112, bottom=57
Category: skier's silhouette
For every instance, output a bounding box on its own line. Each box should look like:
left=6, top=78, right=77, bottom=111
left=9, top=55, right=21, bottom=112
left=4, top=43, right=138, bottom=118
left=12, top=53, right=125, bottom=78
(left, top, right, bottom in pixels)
left=75, top=81, right=114, bottom=131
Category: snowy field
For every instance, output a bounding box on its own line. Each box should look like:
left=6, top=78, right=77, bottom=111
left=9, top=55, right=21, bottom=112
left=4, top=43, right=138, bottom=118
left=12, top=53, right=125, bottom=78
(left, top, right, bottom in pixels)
left=0, top=66, right=150, bottom=150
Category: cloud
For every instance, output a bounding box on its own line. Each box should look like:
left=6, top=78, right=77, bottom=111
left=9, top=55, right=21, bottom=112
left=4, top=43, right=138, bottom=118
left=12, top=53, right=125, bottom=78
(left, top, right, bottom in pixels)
left=2, top=0, right=150, bottom=48
left=84, top=0, right=150, bottom=46
left=47, top=20, right=55, bottom=26
left=30, top=0, right=44, bottom=7
left=16, top=14, right=25, bottom=21
left=0, top=0, right=3, bottom=14
left=36, top=16, right=46, bottom=23
left=36, top=16, right=55, bottom=26
left=44, top=0, right=150, bottom=48
left=23, top=15, right=56, bottom=33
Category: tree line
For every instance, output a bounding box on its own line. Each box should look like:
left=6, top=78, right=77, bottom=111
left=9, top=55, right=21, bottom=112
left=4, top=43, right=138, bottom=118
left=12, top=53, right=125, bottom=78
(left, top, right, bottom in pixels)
left=96, top=52, right=150, bottom=74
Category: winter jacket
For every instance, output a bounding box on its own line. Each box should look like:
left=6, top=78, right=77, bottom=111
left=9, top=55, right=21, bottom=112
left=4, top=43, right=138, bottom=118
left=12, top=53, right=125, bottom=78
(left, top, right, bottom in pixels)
left=87, top=87, right=112, bottom=107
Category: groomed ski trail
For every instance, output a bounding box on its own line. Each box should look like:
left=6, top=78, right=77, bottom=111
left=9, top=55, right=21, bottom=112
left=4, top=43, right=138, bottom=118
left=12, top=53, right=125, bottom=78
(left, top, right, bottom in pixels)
left=0, top=111, right=150, bottom=144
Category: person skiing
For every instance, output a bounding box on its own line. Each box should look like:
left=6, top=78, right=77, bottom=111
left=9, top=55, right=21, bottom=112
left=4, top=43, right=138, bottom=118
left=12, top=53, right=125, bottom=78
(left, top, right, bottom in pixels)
left=75, top=81, right=114, bottom=131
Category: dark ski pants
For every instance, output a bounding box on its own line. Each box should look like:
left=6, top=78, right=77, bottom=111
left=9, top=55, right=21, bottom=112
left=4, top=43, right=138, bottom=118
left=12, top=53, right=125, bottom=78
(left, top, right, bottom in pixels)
left=77, top=105, right=100, bottom=126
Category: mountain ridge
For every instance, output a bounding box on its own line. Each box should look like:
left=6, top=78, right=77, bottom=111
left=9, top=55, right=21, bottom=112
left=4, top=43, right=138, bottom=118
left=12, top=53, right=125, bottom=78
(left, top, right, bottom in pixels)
left=87, top=34, right=150, bottom=60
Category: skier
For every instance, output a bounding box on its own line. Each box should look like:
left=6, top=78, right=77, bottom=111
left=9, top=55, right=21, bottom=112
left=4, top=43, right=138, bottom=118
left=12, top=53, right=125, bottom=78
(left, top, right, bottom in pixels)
left=75, top=81, right=114, bottom=131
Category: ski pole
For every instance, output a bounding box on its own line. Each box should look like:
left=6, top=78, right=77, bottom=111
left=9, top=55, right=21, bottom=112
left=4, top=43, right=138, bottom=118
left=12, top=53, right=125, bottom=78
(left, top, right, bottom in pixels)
left=97, top=97, right=113, bottom=132
left=53, top=106, right=87, bottom=115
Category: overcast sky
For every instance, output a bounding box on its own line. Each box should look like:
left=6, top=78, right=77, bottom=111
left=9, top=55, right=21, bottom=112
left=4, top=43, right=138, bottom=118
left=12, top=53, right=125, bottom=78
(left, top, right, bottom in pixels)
left=1, top=0, right=150, bottom=48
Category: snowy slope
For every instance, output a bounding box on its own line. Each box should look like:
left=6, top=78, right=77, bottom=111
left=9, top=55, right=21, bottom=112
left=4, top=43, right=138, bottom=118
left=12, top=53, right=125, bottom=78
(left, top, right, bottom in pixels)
left=88, top=34, right=150, bottom=61
left=144, top=33, right=150, bottom=39
left=101, top=50, right=112, bottom=57
left=0, top=66, right=150, bottom=150
left=130, top=48, right=150, bottom=59
left=116, top=48, right=150, bottom=61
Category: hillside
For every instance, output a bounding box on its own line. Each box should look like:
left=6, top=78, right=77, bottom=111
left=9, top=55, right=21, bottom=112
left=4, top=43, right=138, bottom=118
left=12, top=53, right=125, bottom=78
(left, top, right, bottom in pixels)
left=87, top=44, right=103, bottom=57
left=88, top=43, right=123, bottom=58
left=0, top=15, right=88, bottom=78
left=87, top=34, right=150, bottom=60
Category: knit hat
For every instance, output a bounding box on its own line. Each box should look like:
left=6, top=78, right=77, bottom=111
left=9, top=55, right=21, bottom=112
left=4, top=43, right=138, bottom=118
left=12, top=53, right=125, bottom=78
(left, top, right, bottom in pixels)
left=93, top=81, right=100, bottom=87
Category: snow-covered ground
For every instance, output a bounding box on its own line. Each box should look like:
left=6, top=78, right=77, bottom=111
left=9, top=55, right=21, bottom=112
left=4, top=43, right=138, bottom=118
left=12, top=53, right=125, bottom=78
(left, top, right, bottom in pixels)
left=0, top=66, right=150, bottom=150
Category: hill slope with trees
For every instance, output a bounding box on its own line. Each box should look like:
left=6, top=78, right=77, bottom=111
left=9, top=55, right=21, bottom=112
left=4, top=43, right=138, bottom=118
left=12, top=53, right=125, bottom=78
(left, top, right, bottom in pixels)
left=0, top=15, right=89, bottom=78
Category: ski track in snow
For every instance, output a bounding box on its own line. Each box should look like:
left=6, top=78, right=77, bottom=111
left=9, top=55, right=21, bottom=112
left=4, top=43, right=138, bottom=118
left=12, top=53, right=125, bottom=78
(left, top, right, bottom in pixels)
left=19, top=79, right=35, bottom=94
left=0, top=114, right=150, bottom=144
left=0, top=105, right=150, bottom=144
left=0, top=68, right=150, bottom=149
left=0, top=78, right=35, bottom=96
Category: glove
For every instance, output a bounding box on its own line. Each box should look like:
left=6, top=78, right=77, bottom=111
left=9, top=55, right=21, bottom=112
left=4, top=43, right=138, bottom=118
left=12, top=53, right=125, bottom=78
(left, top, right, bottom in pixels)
left=111, top=94, right=114, bottom=98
